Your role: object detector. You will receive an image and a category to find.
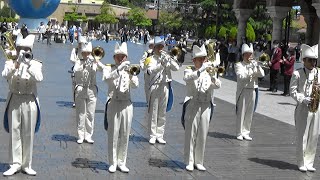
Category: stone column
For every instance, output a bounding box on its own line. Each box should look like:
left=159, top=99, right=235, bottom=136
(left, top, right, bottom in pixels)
left=233, top=9, right=253, bottom=48
left=303, top=13, right=316, bottom=45
left=266, top=6, right=291, bottom=43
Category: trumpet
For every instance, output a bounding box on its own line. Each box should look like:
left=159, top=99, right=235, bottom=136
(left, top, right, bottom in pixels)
left=206, top=65, right=225, bottom=77
left=24, top=52, right=33, bottom=60
left=127, top=65, right=140, bottom=76
left=92, top=46, right=105, bottom=61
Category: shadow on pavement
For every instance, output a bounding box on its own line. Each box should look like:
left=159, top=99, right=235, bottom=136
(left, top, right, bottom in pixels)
left=56, top=101, right=74, bottom=108
left=71, top=158, right=108, bottom=172
left=248, top=157, right=298, bottom=171
left=132, top=101, right=147, bottom=107
left=51, top=134, right=78, bottom=142
left=207, top=131, right=236, bottom=140
left=129, top=134, right=149, bottom=143
left=148, top=158, right=184, bottom=172
left=0, top=163, right=9, bottom=172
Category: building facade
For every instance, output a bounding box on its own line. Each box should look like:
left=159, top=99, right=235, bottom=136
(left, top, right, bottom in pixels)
left=49, top=0, right=130, bottom=31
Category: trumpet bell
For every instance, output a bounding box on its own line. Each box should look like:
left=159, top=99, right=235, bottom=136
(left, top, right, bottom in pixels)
left=170, top=47, right=181, bottom=57
left=92, top=46, right=105, bottom=61
left=206, top=66, right=225, bottom=77
left=129, top=65, right=140, bottom=76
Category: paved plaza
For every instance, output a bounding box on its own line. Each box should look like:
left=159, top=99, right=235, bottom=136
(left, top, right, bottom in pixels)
left=0, top=40, right=319, bottom=180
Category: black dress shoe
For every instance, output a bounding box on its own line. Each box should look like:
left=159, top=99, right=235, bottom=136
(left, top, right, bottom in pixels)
left=281, top=93, right=288, bottom=96
left=272, top=89, right=277, bottom=93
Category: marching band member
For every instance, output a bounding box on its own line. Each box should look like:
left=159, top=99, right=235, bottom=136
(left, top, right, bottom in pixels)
left=146, top=36, right=179, bottom=144
left=69, top=36, right=88, bottom=107
left=2, top=34, right=43, bottom=176
left=182, top=44, right=221, bottom=171
left=73, top=42, right=103, bottom=144
left=103, top=42, right=138, bottom=173
left=235, top=43, right=265, bottom=141
left=290, top=44, right=319, bottom=172
left=140, top=38, right=154, bottom=102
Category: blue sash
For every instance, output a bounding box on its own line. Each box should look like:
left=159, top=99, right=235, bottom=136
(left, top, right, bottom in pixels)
left=4, top=94, right=41, bottom=133
left=254, top=88, right=259, bottom=112
left=104, top=98, right=111, bottom=131
left=181, top=99, right=214, bottom=130
left=166, top=82, right=174, bottom=112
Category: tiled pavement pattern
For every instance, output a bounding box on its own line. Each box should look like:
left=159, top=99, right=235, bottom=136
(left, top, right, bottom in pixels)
left=0, top=41, right=318, bottom=180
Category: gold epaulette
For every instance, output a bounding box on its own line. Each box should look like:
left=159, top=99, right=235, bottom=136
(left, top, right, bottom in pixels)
left=144, top=57, right=152, bottom=66
left=105, top=64, right=112, bottom=66
left=186, top=66, right=195, bottom=70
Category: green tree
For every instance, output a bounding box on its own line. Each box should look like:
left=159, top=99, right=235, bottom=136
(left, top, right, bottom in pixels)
left=127, top=7, right=152, bottom=27
left=218, top=26, right=227, bottom=39
left=159, top=11, right=182, bottom=33
left=246, top=23, right=256, bottom=42
left=63, top=6, right=87, bottom=22
left=204, top=25, right=216, bottom=38
left=0, top=6, right=16, bottom=18
left=229, top=26, right=237, bottom=41
left=95, top=2, right=119, bottom=24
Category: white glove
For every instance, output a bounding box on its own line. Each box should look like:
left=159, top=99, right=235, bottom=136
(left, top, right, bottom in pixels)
left=303, top=97, right=312, bottom=105
left=118, top=61, right=130, bottom=71
left=77, top=86, right=83, bottom=92
left=198, top=62, right=211, bottom=73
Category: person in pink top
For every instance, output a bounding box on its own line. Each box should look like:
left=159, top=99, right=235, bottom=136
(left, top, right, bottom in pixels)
left=280, top=47, right=295, bottom=96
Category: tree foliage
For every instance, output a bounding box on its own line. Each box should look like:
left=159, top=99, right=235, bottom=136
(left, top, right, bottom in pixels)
left=0, top=6, right=16, bottom=18
left=229, top=26, right=237, bottom=40
left=95, top=2, right=119, bottom=24
left=64, top=6, right=87, bottom=22
left=204, top=25, right=216, bottom=38
left=246, top=23, right=256, bottom=42
left=218, top=26, right=227, bottom=39
left=159, top=11, right=182, bottom=32
left=127, top=7, right=152, bottom=27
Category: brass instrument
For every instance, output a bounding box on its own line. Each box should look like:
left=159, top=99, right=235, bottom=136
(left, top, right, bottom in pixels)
left=1, top=31, right=17, bottom=60
left=24, top=52, right=33, bottom=60
left=170, top=46, right=181, bottom=57
left=206, top=65, right=225, bottom=77
left=309, top=69, right=320, bottom=112
left=127, top=65, right=140, bottom=76
left=258, top=52, right=270, bottom=68
left=207, top=41, right=216, bottom=62
left=92, top=46, right=105, bottom=61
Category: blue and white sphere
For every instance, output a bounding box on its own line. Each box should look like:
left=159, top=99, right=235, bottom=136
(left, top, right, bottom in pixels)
left=9, top=0, right=61, bottom=18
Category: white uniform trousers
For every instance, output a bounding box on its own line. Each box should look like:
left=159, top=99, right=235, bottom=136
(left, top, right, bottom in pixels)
left=107, top=99, right=133, bottom=166
left=184, top=100, right=211, bottom=165
left=236, top=88, right=255, bottom=137
left=148, top=83, right=169, bottom=139
left=8, top=94, right=37, bottom=168
left=75, top=87, right=97, bottom=140
left=295, top=104, right=319, bottom=167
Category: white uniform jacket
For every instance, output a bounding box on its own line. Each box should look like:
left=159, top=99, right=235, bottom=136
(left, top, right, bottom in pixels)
left=290, top=67, right=320, bottom=167
left=181, top=67, right=221, bottom=128
left=73, top=58, right=104, bottom=91
left=235, top=61, right=265, bottom=111
left=2, top=59, right=43, bottom=133
left=102, top=65, right=139, bottom=130
left=146, top=53, right=179, bottom=110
